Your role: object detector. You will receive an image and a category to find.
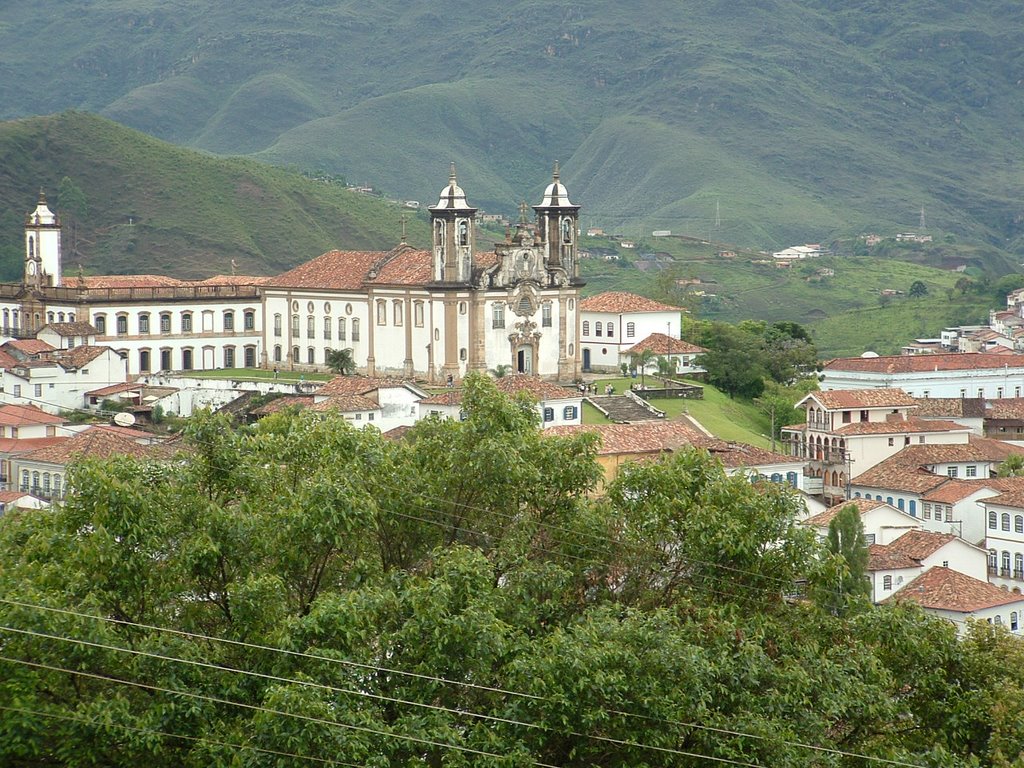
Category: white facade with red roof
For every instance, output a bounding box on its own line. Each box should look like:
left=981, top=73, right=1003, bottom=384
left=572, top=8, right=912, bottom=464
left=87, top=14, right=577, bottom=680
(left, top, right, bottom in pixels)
left=419, top=375, right=582, bottom=429
left=579, top=292, right=684, bottom=373
left=981, top=489, right=1024, bottom=592
left=801, top=498, right=922, bottom=546
left=261, top=166, right=583, bottom=384
left=887, top=566, right=1024, bottom=635
left=821, top=353, right=1024, bottom=399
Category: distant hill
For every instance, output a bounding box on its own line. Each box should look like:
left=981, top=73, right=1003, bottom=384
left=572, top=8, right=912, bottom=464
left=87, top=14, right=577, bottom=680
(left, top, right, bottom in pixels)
left=0, top=112, right=431, bottom=280
left=2, top=1, right=1023, bottom=255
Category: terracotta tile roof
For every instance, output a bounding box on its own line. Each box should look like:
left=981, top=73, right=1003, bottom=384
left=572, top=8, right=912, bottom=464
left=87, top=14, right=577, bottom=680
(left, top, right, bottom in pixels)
left=366, top=247, right=433, bottom=285
left=0, top=349, right=18, bottom=369
left=54, top=346, right=113, bottom=371
left=0, top=437, right=69, bottom=455
left=834, top=417, right=968, bottom=436
left=316, top=375, right=409, bottom=397
left=887, top=529, right=957, bottom=560
left=41, top=322, right=98, bottom=337
left=888, top=567, right=1024, bottom=612
left=474, top=251, right=500, bottom=271
left=986, top=398, right=1024, bottom=419
left=309, top=394, right=380, bottom=413
left=983, top=488, right=1024, bottom=510
left=868, top=543, right=921, bottom=571
left=194, top=275, right=271, bottom=286
left=419, top=390, right=464, bottom=406
left=250, top=395, right=315, bottom=416
left=382, top=424, right=413, bottom=441
left=923, top=480, right=991, bottom=504
left=18, top=426, right=176, bottom=465
left=4, top=339, right=54, bottom=355
left=580, top=291, right=683, bottom=314
left=825, top=352, right=1024, bottom=374
left=0, top=404, right=65, bottom=426
left=808, top=389, right=917, bottom=409
left=546, top=420, right=708, bottom=456
left=64, top=275, right=186, bottom=289
left=803, top=498, right=890, bottom=527
left=624, top=333, right=705, bottom=356
left=85, top=382, right=140, bottom=398
left=696, top=438, right=796, bottom=468
left=853, top=464, right=950, bottom=494
left=265, top=250, right=385, bottom=290
left=492, top=375, right=577, bottom=401
left=0, top=490, right=40, bottom=503
left=890, top=435, right=1024, bottom=465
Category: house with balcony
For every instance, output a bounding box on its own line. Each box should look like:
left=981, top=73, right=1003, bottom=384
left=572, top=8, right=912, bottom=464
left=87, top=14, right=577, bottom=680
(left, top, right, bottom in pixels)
left=782, top=388, right=970, bottom=502
left=981, top=489, right=1024, bottom=592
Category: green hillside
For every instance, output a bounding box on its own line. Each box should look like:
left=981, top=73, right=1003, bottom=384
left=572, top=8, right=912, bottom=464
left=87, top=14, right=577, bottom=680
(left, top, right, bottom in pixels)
left=0, top=112, right=431, bottom=280
left=1, top=2, right=1023, bottom=256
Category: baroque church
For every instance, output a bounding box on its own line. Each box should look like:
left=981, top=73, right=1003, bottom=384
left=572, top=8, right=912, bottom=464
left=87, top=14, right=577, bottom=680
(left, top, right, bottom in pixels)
left=0, top=166, right=584, bottom=383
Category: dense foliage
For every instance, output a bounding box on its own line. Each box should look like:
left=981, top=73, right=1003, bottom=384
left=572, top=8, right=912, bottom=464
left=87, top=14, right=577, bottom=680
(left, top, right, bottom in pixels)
left=1, top=374, right=1023, bottom=766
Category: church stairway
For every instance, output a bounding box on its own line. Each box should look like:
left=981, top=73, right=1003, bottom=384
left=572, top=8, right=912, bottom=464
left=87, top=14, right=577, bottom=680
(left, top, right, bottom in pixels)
left=586, top=394, right=663, bottom=423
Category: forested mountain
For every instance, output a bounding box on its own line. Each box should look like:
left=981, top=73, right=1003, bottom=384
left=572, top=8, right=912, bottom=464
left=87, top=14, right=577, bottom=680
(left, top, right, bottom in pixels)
left=2, top=1, right=1023, bottom=252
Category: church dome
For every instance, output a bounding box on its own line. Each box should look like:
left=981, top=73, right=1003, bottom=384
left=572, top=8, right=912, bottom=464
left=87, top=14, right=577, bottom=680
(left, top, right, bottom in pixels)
left=537, top=161, right=574, bottom=207
left=430, top=163, right=474, bottom=211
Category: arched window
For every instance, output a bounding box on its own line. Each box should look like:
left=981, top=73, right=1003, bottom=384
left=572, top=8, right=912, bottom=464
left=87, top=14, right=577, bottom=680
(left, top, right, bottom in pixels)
left=563, top=405, right=578, bottom=420
left=990, top=549, right=999, bottom=571
left=351, top=319, right=360, bottom=342
left=990, top=510, right=999, bottom=529
left=1016, top=553, right=1023, bottom=578
left=1016, top=515, right=1023, bottom=534
left=606, top=322, right=614, bottom=337
left=854, top=491, right=861, bottom=498
left=393, top=300, right=403, bottom=326
left=413, top=300, right=425, bottom=327
left=882, top=575, right=892, bottom=591
left=324, top=316, right=332, bottom=339
left=1013, top=612, right=1020, bottom=631
left=886, top=496, right=894, bottom=506
left=42, top=473, right=50, bottom=495
left=46, top=311, right=54, bottom=324
left=897, top=498, right=905, bottom=511
left=223, top=311, right=235, bottom=331
left=908, top=499, right=917, bottom=516
left=291, top=345, right=299, bottom=362
left=53, top=474, right=61, bottom=498
left=273, top=314, right=282, bottom=337
left=31, top=471, right=39, bottom=491
left=1003, top=513, right=1011, bottom=531
left=182, top=348, right=193, bottom=370
left=93, top=314, right=107, bottom=335
left=307, top=316, right=315, bottom=338
left=770, top=473, right=782, bottom=483
left=1003, top=551, right=1012, bottom=575
left=338, top=318, right=347, bottom=340
left=139, top=349, right=151, bottom=373
left=291, top=314, right=300, bottom=336
left=376, top=300, right=387, bottom=325
left=116, top=314, right=128, bottom=335
left=20, top=470, right=28, bottom=491
left=595, top=323, right=602, bottom=337
left=181, top=312, right=193, bottom=333
left=160, top=313, right=171, bottom=333
left=542, top=407, right=554, bottom=422
left=582, top=321, right=590, bottom=336
left=626, top=322, right=636, bottom=337
left=307, top=347, right=315, bottom=364
left=138, top=313, right=150, bottom=334
left=273, top=345, right=282, bottom=363
left=786, top=472, right=798, bottom=488
left=243, top=310, right=255, bottom=330
left=223, top=346, right=235, bottom=368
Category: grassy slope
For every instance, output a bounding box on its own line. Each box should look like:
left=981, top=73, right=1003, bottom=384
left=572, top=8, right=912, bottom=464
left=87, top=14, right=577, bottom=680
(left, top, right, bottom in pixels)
left=0, top=112, right=432, bottom=280
left=586, top=377, right=770, bottom=447
left=1, top=2, right=1023, bottom=258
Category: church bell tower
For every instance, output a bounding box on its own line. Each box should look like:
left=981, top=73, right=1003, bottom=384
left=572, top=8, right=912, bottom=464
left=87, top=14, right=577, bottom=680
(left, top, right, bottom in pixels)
left=24, top=190, right=62, bottom=288
left=428, top=163, right=476, bottom=284
left=533, top=162, right=580, bottom=280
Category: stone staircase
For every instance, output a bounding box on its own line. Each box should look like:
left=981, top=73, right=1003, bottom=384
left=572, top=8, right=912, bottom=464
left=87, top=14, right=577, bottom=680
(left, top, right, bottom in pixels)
left=586, top=394, right=663, bottom=423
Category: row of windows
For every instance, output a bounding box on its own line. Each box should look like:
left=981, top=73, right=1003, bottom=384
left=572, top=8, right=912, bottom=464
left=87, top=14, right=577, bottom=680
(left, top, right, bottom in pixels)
left=270, top=346, right=352, bottom=366
left=852, top=492, right=951, bottom=520
left=136, top=346, right=257, bottom=372
left=20, top=470, right=63, bottom=499
left=989, top=550, right=1024, bottom=582
left=94, top=310, right=255, bottom=336
left=582, top=321, right=636, bottom=338
left=988, top=511, right=1024, bottom=533
left=11, top=383, right=51, bottom=399
left=278, top=315, right=363, bottom=341
left=2, top=309, right=75, bottom=332
left=376, top=300, right=425, bottom=327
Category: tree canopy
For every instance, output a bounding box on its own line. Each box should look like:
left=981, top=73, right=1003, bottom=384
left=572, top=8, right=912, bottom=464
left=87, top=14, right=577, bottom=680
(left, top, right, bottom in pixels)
left=0, top=373, right=1021, bottom=767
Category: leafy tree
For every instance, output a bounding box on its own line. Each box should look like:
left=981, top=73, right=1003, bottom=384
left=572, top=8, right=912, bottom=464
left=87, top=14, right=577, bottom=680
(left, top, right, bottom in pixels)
left=909, top=279, right=928, bottom=297
left=755, top=378, right=817, bottom=442
left=998, top=453, right=1024, bottom=477
left=325, top=347, right=356, bottom=374
left=655, top=354, right=678, bottom=377
left=813, top=503, right=871, bottom=616
left=489, top=363, right=511, bottom=378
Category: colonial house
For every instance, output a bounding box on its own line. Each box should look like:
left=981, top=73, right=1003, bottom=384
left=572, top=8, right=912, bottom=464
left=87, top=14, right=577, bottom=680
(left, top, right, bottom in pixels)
left=1, top=345, right=128, bottom=413
left=801, top=498, right=922, bottom=546
left=621, top=333, right=706, bottom=377
left=820, top=353, right=1024, bottom=399
left=12, top=425, right=176, bottom=501
left=0, top=489, right=48, bottom=514
left=887, top=567, right=1024, bottom=635
left=578, top=292, right=684, bottom=373
left=418, top=375, right=582, bottom=429
left=867, top=529, right=988, bottom=604
left=981, top=489, right=1024, bottom=592
left=311, top=375, right=427, bottom=431
left=782, top=388, right=971, bottom=501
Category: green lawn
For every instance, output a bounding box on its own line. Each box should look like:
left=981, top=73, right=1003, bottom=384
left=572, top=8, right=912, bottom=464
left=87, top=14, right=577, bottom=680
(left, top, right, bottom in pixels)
left=586, top=377, right=771, bottom=448
left=189, top=368, right=334, bottom=383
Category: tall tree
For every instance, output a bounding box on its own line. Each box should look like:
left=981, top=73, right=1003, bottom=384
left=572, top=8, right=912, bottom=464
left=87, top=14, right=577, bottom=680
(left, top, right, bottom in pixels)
left=813, top=503, right=871, bottom=616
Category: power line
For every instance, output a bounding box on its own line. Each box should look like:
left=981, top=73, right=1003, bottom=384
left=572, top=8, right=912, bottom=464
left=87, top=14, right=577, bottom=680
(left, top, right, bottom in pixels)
left=0, top=598, right=932, bottom=768
left=0, top=704, right=360, bottom=768
left=0, top=654, right=564, bottom=768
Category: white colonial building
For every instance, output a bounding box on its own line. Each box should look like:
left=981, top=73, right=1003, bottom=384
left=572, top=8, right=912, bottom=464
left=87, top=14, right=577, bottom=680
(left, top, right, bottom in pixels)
left=3, top=167, right=587, bottom=386
left=578, top=292, right=684, bottom=373
left=821, top=353, right=1024, bottom=399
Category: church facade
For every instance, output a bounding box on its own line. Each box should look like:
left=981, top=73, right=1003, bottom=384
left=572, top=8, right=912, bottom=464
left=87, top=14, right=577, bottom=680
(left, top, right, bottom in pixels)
left=1, top=167, right=584, bottom=384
